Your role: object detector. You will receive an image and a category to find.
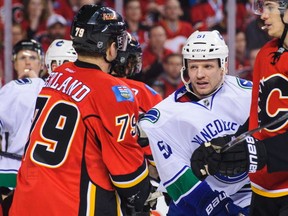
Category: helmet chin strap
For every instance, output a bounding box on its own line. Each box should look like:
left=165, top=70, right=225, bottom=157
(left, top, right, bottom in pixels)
left=271, top=12, right=288, bottom=64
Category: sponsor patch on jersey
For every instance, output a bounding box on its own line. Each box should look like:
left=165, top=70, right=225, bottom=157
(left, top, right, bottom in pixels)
left=112, top=85, right=134, bottom=102
left=236, top=78, right=252, bottom=89
left=14, top=78, right=32, bottom=85
left=141, top=108, right=160, bottom=123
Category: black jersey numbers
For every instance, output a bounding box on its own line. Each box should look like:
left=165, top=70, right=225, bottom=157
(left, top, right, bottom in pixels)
left=115, top=114, right=137, bottom=142
left=30, top=96, right=80, bottom=168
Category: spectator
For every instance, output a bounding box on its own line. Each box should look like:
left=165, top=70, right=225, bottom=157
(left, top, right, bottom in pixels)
left=21, top=0, right=52, bottom=39
left=52, top=0, right=102, bottom=27
left=9, top=5, right=151, bottom=216
left=142, top=25, right=173, bottom=85
left=12, top=23, right=27, bottom=46
left=36, top=13, right=69, bottom=51
left=124, top=0, right=150, bottom=49
left=158, top=0, right=194, bottom=53
left=190, top=0, right=224, bottom=31
left=141, top=0, right=165, bottom=26
left=235, top=29, right=251, bottom=80
left=155, top=53, right=183, bottom=98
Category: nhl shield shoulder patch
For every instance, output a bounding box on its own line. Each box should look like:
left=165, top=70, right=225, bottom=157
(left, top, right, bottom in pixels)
left=112, top=85, right=134, bottom=102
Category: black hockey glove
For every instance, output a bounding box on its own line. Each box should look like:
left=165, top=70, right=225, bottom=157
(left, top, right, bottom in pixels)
left=191, top=135, right=267, bottom=179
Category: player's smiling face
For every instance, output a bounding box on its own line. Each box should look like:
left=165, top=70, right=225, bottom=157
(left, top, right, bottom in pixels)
left=187, top=59, right=225, bottom=98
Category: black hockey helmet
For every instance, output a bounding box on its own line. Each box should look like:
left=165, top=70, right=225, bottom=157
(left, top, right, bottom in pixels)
left=113, top=33, right=142, bottom=77
left=70, top=4, right=128, bottom=55
left=12, top=39, right=44, bottom=61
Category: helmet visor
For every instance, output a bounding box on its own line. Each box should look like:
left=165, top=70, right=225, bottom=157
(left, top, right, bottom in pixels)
left=117, top=31, right=128, bottom=52
left=253, top=0, right=283, bottom=15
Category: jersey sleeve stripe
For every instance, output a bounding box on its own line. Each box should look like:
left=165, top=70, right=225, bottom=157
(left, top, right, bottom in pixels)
left=110, top=161, right=149, bottom=188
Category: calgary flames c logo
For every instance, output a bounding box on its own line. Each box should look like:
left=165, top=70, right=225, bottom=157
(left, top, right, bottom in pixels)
left=258, top=74, right=288, bottom=132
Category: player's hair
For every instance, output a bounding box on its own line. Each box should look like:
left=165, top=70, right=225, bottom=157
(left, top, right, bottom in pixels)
left=45, top=39, right=78, bottom=74
left=112, top=33, right=142, bottom=77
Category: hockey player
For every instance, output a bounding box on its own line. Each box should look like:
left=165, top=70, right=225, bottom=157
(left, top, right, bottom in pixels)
left=9, top=5, right=151, bottom=216
left=112, top=33, right=162, bottom=164
left=190, top=1, right=288, bottom=215
left=45, top=39, right=78, bottom=74
left=12, top=39, right=44, bottom=79
left=139, top=30, right=251, bottom=216
left=112, top=34, right=164, bottom=215
left=0, top=39, right=77, bottom=216
left=0, top=39, right=45, bottom=190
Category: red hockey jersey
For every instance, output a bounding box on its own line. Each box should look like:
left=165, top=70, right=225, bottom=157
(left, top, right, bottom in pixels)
left=119, top=78, right=162, bottom=164
left=10, top=61, right=149, bottom=216
left=249, top=39, right=288, bottom=197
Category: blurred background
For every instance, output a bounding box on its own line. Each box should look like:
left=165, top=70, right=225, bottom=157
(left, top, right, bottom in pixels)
left=0, top=0, right=271, bottom=97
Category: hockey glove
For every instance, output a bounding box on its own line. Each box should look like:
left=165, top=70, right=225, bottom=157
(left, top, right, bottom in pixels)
left=191, top=135, right=267, bottom=178
left=197, top=189, right=248, bottom=216
left=137, top=123, right=149, bottom=148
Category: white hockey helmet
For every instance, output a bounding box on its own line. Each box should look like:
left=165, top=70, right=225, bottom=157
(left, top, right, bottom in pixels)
left=181, top=30, right=228, bottom=94
left=45, top=39, right=77, bottom=74
left=182, top=30, right=228, bottom=70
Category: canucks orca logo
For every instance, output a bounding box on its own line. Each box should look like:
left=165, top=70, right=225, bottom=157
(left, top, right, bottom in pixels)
left=213, top=171, right=249, bottom=184
left=141, top=108, right=160, bottom=123
left=56, top=40, right=64, bottom=47
left=236, top=77, right=252, bottom=89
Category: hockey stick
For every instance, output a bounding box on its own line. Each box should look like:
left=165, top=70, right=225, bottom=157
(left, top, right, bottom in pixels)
left=0, top=151, right=22, bottom=161
left=221, top=112, right=288, bottom=152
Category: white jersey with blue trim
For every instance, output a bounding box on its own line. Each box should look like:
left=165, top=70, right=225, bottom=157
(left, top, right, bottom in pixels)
left=0, top=78, right=44, bottom=186
left=140, top=75, right=252, bottom=207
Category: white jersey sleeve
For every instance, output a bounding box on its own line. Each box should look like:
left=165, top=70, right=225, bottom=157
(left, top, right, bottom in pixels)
left=0, top=78, right=44, bottom=187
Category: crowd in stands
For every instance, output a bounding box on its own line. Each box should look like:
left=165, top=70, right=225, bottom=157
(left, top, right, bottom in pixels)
left=0, top=0, right=271, bottom=98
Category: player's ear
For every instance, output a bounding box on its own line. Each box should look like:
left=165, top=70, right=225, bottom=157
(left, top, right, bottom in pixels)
left=106, top=42, right=117, bottom=62
left=222, top=62, right=228, bottom=75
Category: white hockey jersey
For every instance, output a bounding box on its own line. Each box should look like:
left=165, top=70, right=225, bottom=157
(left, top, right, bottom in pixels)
left=140, top=75, right=252, bottom=208
left=0, top=78, right=44, bottom=188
